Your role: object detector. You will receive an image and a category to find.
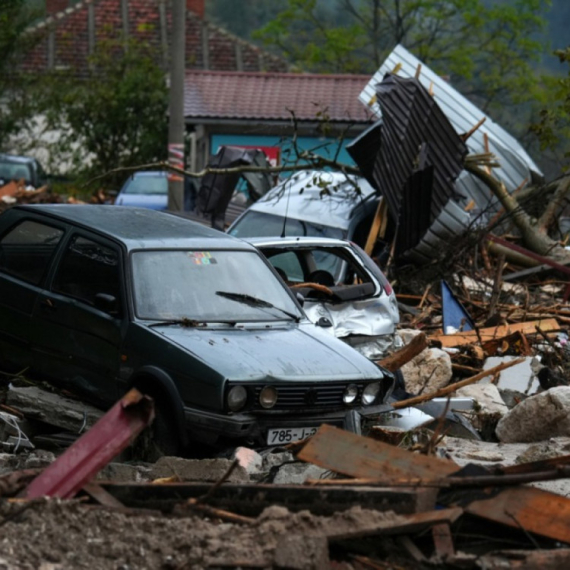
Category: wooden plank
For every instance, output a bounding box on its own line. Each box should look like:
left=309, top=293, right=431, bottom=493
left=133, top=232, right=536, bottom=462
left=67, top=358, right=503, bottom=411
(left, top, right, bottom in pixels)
left=297, top=424, right=458, bottom=481
left=464, top=486, right=570, bottom=544
left=430, top=318, right=560, bottom=347
left=327, top=507, right=463, bottom=541
left=364, top=198, right=387, bottom=255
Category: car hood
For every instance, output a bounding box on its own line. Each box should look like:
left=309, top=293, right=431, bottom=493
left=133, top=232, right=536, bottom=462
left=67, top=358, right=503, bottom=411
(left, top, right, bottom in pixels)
left=150, top=322, right=384, bottom=382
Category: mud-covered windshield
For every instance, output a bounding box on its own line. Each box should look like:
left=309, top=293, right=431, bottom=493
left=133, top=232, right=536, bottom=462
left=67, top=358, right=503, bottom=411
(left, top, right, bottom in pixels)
left=131, top=250, right=302, bottom=322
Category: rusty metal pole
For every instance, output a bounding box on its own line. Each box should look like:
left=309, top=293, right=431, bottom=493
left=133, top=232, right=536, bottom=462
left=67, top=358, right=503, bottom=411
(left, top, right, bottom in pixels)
left=167, top=0, right=186, bottom=211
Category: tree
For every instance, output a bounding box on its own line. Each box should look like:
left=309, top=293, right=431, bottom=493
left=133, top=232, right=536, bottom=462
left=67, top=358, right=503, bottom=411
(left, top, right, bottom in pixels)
left=254, top=0, right=550, bottom=113
left=42, top=37, right=168, bottom=186
left=0, top=0, right=42, bottom=146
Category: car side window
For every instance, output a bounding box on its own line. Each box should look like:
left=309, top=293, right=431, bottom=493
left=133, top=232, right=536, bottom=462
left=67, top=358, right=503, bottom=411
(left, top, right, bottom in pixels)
left=52, top=235, right=121, bottom=313
left=0, top=220, right=64, bottom=285
left=267, top=252, right=304, bottom=283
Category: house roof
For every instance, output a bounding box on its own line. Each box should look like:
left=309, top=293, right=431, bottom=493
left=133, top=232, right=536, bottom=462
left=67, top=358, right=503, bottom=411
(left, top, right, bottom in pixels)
left=21, top=0, right=289, bottom=77
left=184, top=71, right=374, bottom=123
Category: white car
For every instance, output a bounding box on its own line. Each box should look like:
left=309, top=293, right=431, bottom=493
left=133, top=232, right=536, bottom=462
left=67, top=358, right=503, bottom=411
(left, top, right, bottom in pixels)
left=249, top=236, right=400, bottom=360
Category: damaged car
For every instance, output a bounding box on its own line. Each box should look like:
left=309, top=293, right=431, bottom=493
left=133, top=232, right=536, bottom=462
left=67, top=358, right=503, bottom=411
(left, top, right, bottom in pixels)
left=0, top=205, right=395, bottom=455
left=250, top=237, right=400, bottom=360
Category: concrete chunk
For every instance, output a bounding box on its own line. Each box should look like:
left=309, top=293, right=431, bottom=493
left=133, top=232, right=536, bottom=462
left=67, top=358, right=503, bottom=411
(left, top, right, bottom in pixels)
left=401, top=347, right=452, bottom=395
left=6, top=386, right=104, bottom=433
left=150, top=456, right=249, bottom=483
left=496, top=387, right=570, bottom=443
left=274, top=535, right=329, bottom=570
left=481, top=356, right=540, bottom=395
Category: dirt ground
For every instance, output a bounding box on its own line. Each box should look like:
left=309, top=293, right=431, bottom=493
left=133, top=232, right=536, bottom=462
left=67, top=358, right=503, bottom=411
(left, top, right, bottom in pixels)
left=0, top=501, right=402, bottom=570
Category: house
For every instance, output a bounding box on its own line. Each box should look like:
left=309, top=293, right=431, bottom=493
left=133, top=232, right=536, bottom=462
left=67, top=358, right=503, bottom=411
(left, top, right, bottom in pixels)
left=183, top=70, right=375, bottom=172
left=21, top=0, right=289, bottom=77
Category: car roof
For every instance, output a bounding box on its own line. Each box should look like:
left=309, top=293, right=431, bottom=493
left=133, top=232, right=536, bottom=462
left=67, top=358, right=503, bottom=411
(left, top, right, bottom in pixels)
left=15, top=205, right=255, bottom=251
left=0, top=154, right=35, bottom=165
left=245, top=170, right=377, bottom=231
left=248, top=236, right=352, bottom=249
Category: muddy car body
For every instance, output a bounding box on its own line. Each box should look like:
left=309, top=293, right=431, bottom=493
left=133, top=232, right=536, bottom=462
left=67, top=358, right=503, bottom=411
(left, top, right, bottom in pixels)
left=250, top=237, right=400, bottom=359
left=0, top=205, right=394, bottom=452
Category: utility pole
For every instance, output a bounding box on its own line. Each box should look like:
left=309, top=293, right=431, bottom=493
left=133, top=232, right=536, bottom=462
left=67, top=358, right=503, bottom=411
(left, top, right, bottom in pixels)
left=167, top=0, right=186, bottom=211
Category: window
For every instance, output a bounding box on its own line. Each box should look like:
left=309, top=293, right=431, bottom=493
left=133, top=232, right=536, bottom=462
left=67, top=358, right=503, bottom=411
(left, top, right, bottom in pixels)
left=53, top=236, right=121, bottom=312
left=267, top=251, right=304, bottom=283
left=0, top=220, right=64, bottom=285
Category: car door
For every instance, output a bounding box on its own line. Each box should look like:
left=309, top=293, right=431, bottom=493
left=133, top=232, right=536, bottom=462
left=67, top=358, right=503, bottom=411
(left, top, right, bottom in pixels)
left=30, top=231, right=125, bottom=406
left=0, top=216, right=66, bottom=371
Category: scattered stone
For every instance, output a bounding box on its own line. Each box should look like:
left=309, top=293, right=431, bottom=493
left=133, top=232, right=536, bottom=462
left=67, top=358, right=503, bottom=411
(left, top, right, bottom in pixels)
left=6, top=386, right=104, bottom=433
left=496, top=387, right=570, bottom=443
left=96, top=462, right=151, bottom=483
left=232, top=447, right=263, bottom=475
left=272, top=462, right=329, bottom=485
left=480, top=356, right=540, bottom=396
left=150, top=456, right=249, bottom=483
left=499, top=389, right=528, bottom=409
left=24, top=450, right=55, bottom=469
left=274, top=535, right=329, bottom=570
left=400, top=347, right=452, bottom=395
left=515, top=439, right=570, bottom=464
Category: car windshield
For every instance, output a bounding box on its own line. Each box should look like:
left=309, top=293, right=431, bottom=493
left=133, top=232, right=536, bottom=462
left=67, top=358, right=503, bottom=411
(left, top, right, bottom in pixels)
left=228, top=211, right=346, bottom=240
left=131, top=250, right=303, bottom=322
left=121, top=175, right=167, bottom=195
left=0, top=161, right=32, bottom=184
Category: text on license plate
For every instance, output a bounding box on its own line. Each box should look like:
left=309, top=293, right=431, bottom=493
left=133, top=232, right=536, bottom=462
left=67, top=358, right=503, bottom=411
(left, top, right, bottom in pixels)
left=267, top=427, right=318, bottom=445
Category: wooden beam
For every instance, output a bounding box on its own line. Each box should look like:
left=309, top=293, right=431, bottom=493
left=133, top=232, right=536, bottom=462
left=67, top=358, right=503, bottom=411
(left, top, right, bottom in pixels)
left=297, top=424, right=458, bottom=481
left=364, top=198, right=387, bottom=256
left=377, top=332, right=427, bottom=372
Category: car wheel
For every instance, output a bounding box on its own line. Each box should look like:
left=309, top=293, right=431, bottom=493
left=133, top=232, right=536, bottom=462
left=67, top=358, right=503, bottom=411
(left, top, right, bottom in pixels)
left=131, top=396, right=182, bottom=462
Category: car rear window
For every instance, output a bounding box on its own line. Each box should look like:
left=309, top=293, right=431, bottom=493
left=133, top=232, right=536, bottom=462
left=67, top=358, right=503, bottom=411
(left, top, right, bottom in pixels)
left=121, top=175, right=167, bottom=195
left=0, top=162, right=32, bottom=185
left=0, top=220, right=64, bottom=285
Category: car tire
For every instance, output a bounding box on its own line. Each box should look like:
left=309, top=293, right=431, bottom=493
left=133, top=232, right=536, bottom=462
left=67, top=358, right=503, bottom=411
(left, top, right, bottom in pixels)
left=131, top=395, right=182, bottom=462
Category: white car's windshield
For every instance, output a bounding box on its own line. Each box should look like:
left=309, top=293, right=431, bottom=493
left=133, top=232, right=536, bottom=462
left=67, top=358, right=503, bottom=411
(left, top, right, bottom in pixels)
left=132, top=250, right=302, bottom=322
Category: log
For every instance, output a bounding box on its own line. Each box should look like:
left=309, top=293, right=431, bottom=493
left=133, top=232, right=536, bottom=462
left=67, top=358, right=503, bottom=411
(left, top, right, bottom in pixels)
left=377, top=332, right=427, bottom=372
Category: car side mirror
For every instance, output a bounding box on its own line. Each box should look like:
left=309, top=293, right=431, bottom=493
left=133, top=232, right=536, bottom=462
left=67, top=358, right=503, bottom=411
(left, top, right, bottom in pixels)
left=94, top=293, right=119, bottom=316
left=295, top=292, right=305, bottom=307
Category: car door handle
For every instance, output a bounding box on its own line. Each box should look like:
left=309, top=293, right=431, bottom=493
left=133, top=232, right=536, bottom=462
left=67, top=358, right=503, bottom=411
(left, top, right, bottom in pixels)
left=40, top=298, right=56, bottom=311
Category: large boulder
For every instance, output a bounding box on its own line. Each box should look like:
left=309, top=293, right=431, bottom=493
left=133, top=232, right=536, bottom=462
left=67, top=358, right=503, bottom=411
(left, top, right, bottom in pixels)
left=496, top=386, right=570, bottom=443
left=401, top=347, right=452, bottom=395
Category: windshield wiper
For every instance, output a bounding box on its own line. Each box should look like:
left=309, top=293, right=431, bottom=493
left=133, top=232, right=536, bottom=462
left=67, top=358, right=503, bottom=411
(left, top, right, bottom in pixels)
left=148, top=318, right=207, bottom=328
left=215, top=291, right=300, bottom=322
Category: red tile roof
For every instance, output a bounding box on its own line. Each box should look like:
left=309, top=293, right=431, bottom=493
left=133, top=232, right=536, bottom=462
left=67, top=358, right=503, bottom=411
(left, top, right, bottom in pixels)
left=21, top=0, right=288, bottom=77
left=184, top=71, right=374, bottom=123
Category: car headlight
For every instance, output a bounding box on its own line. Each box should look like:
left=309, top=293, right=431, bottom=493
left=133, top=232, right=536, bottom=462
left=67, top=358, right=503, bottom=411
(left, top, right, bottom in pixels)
left=343, top=384, right=358, bottom=405
left=259, top=386, right=278, bottom=409
left=227, top=386, right=247, bottom=411
left=362, top=382, right=380, bottom=405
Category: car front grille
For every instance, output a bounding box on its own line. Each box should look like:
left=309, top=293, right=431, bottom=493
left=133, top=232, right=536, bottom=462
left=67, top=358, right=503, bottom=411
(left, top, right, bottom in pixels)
left=232, top=381, right=389, bottom=412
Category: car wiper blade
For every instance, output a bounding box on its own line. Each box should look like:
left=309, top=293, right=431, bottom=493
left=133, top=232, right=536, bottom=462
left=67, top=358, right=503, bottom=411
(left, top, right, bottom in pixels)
left=215, top=291, right=300, bottom=322
left=148, top=318, right=206, bottom=328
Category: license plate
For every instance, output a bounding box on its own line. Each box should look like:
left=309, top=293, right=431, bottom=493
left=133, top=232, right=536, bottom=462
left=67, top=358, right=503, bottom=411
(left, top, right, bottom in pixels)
left=267, top=426, right=318, bottom=445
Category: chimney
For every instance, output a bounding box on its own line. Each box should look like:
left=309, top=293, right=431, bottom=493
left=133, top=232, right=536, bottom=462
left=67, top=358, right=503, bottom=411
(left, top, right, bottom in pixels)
left=187, top=0, right=205, bottom=18
left=46, top=0, right=68, bottom=14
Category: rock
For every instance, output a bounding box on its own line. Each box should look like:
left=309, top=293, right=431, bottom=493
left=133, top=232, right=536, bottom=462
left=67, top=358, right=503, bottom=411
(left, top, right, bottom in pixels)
left=456, top=384, right=509, bottom=437
left=272, top=462, right=328, bottom=485
left=149, top=457, right=249, bottom=483
left=480, top=356, right=540, bottom=395
left=496, top=387, right=570, bottom=443
left=274, top=535, right=329, bottom=570
left=400, top=347, right=452, bottom=395
left=515, top=439, right=570, bottom=464
left=231, top=447, right=263, bottom=475
left=23, top=450, right=55, bottom=469
left=96, top=462, right=151, bottom=483
left=6, top=386, right=104, bottom=433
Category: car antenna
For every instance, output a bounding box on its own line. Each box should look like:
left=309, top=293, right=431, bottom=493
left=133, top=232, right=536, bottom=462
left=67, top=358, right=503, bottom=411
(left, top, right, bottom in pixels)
left=280, top=178, right=292, bottom=238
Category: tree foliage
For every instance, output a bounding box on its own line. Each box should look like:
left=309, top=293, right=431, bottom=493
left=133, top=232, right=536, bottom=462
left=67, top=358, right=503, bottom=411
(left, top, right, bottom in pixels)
left=531, top=47, right=570, bottom=170
left=43, top=38, right=168, bottom=185
left=0, top=0, right=42, bottom=146
left=254, top=0, right=550, bottom=112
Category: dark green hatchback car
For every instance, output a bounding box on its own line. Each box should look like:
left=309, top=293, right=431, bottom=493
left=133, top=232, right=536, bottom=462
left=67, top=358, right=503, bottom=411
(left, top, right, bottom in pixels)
left=0, top=205, right=394, bottom=453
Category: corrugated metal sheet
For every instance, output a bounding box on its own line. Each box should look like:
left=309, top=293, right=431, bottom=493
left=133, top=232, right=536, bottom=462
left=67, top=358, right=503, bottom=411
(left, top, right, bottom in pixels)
left=373, top=74, right=467, bottom=223
left=359, top=44, right=542, bottom=214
